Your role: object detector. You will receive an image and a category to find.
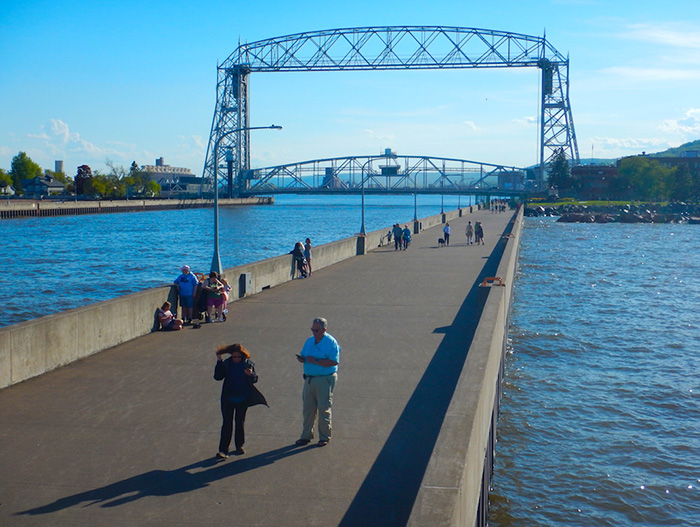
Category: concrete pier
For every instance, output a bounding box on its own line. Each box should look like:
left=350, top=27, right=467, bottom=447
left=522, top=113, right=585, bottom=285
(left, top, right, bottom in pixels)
left=0, top=197, right=272, bottom=219
left=0, top=207, right=521, bottom=527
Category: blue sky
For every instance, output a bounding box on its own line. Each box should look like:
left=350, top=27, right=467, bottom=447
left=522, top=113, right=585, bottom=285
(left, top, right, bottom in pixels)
left=1, top=0, right=699, bottom=176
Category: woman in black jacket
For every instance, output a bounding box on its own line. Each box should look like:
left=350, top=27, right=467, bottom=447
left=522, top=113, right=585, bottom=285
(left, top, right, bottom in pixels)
left=214, top=343, right=267, bottom=458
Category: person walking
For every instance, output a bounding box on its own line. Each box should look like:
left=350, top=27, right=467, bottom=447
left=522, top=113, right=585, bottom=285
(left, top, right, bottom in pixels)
left=443, top=222, right=451, bottom=246
left=392, top=223, right=403, bottom=251
left=295, top=317, right=340, bottom=447
left=465, top=221, right=474, bottom=245
left=475, top=221, right=485, bottom=245
left=214, top=343, right=268, bottom=459
left=402, top=224, right=412, bottom=250
left=174, top=265, right=199, bottom=324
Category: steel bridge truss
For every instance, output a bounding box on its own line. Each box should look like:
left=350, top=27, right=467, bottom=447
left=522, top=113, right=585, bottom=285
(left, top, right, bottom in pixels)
left=203, top=26, right=578, bottom=195
left=240, top=154, right=526, bottom=196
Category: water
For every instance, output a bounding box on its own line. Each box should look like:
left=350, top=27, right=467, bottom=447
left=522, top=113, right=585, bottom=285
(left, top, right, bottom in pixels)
left=490, top=218, right=700, bottom=527
left=0, top=194, right=472, bottom=327
left=4, top=200, right=697, bottom=525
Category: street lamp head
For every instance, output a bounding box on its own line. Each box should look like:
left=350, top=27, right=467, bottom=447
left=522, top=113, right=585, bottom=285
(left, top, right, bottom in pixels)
left=270, top=125, right=283, bottom=130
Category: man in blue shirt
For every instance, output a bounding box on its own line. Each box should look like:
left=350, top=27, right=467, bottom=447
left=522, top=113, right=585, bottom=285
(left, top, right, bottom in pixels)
left=295, top=317, right=340, bottom=447
left=174, top=265, right=199, bottom=324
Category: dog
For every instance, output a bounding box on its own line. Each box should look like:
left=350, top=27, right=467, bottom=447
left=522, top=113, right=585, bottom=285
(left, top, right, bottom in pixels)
left=438, top=237, right=446, bottom=247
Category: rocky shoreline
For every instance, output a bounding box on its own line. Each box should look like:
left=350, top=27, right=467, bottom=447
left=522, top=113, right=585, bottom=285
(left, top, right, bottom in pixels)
left=524, top=203, right=700, bottom=224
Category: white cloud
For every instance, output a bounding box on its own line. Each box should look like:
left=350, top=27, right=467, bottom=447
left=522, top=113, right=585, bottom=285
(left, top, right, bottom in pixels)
left=463, top=121, right=479, bottom=130
left=363, top=129, right=396, bottom=142
left=622, top=23, right=700, bottom=49
left=591, top=136, right=670, bottom=153
left=659, top=108, right=700, bottom=136
left=600, top=66, right=700, bottom=83
left=512, top=116, right=536, bottom=125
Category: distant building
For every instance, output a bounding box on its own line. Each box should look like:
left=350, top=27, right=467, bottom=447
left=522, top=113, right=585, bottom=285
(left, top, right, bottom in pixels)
left=20, top=175, right=66, bottom=198
left=496, top=170, right=525, bottom=191
left=55, top=160, right=64, bottom=174
left=141, top=157, right=205, bottom=197
left=572, top=165, right=618, bottom=200
left=650, top=151, right=700, bottom=173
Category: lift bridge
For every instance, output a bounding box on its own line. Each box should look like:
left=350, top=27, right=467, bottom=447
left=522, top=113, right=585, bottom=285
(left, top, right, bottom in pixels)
left=202, top=26, right=578, bottom=197
left=237, top=151, right=528, bottom=197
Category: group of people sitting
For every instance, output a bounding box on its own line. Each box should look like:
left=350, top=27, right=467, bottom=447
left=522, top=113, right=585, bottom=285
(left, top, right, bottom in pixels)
left=157, top=265, right=232, bottom=331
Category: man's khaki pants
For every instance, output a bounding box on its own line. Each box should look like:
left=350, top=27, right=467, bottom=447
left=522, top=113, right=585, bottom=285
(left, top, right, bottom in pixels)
left=301, top=373, right=337, bottom=442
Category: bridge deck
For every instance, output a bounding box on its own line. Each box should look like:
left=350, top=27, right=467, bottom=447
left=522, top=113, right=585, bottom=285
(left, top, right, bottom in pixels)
left=0, top=209, right=515, bottom=527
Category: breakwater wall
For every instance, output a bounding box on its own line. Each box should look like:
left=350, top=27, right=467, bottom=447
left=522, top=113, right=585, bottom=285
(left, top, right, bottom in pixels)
left=0, top=208, right=460, bottom=389
left=407, top=206, right=523, bottom=527
left=0, top=197, right=272, bottom=219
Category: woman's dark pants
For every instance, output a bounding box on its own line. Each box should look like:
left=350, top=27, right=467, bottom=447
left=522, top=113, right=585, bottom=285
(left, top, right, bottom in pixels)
left=219, top=400, right=248, bottom=453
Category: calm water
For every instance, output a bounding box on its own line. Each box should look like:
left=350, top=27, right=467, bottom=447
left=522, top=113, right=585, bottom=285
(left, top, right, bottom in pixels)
left=3, top=200, right=697, bottom=525
left=491, top=218, right=700, bottom=527
left=0, top=194, right=470, bottom=328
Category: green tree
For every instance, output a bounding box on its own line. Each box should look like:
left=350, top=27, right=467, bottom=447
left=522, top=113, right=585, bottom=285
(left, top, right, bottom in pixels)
left=0, top=168, right=13, bottom=192
left=10, top=151, right=43, bottom=194
left=547, top=148, right=575, bottom=191
left=670, top=164, right=694, bottom=202
left=617, top=157, right=673, bottom=201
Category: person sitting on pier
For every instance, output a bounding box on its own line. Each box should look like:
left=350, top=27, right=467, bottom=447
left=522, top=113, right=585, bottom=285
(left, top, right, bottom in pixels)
left=157, top=301, right=183, bottom=331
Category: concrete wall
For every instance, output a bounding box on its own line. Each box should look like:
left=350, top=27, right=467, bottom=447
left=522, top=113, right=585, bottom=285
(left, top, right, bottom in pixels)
left=1, top=211, right=453, bottom=389
left=406, top=207, right=523, bottom=527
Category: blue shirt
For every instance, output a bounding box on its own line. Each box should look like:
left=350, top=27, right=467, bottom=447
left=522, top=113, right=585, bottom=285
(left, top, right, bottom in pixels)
left=174, top=272, right=199, bottom=297
left=301, top=332, right=340, bottom=376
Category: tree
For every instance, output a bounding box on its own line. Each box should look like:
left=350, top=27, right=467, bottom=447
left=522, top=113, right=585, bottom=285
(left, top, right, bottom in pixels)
left=547, top=148, right=575, bottom=192
left=670, top=164, right=694, bottom=202
left=617, top=157, right=673, bottom=201
left=10, top=151, right=43, bottom=194
left=0, top=169, right=13, bottom=193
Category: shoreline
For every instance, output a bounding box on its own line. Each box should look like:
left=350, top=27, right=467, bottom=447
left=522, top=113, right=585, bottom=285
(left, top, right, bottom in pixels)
left=0, top=196, right=273, bottom=219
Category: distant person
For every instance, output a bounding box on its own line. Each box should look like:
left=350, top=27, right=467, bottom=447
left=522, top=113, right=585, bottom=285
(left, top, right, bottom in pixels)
left=465, top=221, right=474, bottom=245
left=443, top=222, right=451, bottom=246
left=157, top=301, right=183, bottom=331
left=386, top=229, right=392, bottom=244
left=203, top=272, right=225, bottom=322
left=174, top=265, right=198, bottom=324
left=392, top=223, right=403, bottom=251
left=220, top=276, right=231, bottom=321
left=295, top=317, right=340, bottom=447
left=214, top=343, right=268, bottom=459
left=290, top=242, right=308, bottom=278
left=304, top=238, right=313, bottom=276
left=475, top=221, right=484, bottom=245
left=402, top=225, right=412, bottom=249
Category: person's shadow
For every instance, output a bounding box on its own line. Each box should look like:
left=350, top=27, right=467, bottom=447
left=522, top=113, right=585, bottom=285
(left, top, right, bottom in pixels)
left=18, top=444, right=306, bottom=515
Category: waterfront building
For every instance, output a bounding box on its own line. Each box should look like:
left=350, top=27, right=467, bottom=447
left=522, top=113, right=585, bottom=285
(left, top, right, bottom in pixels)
left=140, top=157, right=205, bottom=197
left=20, top=175, right=66, bottom=198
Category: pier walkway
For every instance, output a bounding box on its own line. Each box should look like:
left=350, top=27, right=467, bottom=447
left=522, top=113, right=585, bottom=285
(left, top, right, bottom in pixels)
left=0, top=209, right=516, bottom=527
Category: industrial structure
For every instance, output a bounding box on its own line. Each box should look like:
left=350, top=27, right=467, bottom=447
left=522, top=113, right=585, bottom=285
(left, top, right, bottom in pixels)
left=203, top=26, right=579, bottom=197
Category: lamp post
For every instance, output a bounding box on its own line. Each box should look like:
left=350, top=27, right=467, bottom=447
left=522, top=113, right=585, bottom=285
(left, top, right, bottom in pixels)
left=211, top=124, right=282, bottom=274
left=360, top=158, right=374, bottom=235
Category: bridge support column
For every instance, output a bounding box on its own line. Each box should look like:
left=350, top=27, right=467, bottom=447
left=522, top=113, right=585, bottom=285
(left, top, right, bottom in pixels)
left=356, top=235, right=366, bottom=256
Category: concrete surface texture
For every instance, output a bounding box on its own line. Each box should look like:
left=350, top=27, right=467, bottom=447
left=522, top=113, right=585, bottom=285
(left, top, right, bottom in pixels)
left=0, top=208, right=515, bottom=527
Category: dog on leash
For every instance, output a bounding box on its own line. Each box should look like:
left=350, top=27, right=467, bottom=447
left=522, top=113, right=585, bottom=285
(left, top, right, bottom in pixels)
left=438, top=237, right=446, bottom=247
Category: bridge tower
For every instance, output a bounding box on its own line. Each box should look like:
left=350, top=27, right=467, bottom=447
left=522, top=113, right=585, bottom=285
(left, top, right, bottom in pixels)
left=202, top=26, right=579, bottom=196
